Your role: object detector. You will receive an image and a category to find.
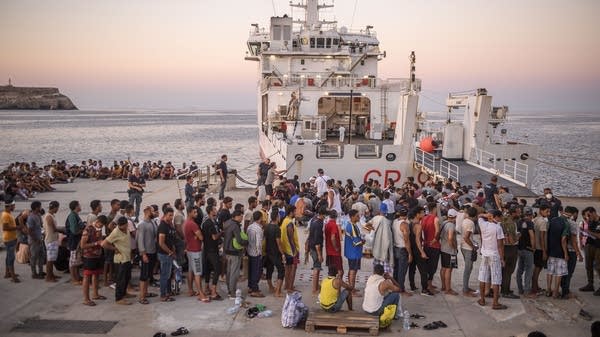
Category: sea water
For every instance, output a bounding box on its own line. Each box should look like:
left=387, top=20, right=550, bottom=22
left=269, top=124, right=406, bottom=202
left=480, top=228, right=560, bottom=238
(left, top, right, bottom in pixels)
left=0, top=109, right=598, bottom=196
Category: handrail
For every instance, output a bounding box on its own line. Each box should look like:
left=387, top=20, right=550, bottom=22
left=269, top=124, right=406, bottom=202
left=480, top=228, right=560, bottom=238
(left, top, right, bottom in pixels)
left=414, top=147, right=460, bottom=182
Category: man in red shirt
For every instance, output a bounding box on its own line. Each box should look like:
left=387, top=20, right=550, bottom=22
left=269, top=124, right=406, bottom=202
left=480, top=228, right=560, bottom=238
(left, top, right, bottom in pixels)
left=324, top=209, right=344, bottom=278
left=422, top=202, right=441, bottom=294
left=184, top=207, right=210, bottom=302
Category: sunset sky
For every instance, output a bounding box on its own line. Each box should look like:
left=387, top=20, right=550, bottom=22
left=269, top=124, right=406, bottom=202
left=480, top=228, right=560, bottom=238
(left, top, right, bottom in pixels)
left=1, top=0, right=599, bottom=112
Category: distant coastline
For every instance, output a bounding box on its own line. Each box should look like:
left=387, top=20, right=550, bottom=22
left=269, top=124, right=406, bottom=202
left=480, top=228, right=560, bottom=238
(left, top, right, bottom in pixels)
left=0, top=84, right=77, bottom=110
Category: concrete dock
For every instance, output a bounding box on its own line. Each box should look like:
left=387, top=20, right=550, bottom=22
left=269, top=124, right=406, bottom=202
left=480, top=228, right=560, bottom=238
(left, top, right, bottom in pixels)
left=0, top=178, right=599, bottom=337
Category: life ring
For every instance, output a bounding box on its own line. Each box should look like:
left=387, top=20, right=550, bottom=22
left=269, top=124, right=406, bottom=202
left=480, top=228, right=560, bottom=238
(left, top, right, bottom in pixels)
left=301, top=37, right=308, bottom=45
left=417, top=172, right=429, bottom=185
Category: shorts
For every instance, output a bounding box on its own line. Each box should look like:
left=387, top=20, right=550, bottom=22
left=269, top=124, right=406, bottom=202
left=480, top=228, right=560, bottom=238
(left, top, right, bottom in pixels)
left=284, top=254, right=299, bottom=266
left=326, top=255, right=343, bottom=273
left=46, top=241, right=59, bottom=262
left=104, top=248, right=115, bottom=264
left=546, top=257, right=568, bottom=276
left=478, top=255, right=502, bottom=285
left=139, top=253, right=156, bottom=281
left=82, top=257, right=103, bottom=276
left=310, top=248, right=322, bottom=270
left=440, top=252, right=452, bottom=268
left=187, top=251, right=203, bottom=276
left=347, top=258, right=361, bottom=271
left=534, top=250, right=546, bottom=268
left=69, top=249, right=82, bottom=267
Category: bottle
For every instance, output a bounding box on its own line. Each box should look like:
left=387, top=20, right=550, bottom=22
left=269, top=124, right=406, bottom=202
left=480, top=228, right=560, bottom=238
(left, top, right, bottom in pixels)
left=235, top=289, right=242, bottom=306
left=403, top=310, right=410, bottom=330
left=257, top=310, right=273, bottom=318
left=226, top=306, right=240, bottom=315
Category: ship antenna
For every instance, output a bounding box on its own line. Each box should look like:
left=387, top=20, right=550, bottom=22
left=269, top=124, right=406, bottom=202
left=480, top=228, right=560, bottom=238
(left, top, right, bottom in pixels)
left=409, top=51, right=416, bottom=94
left=272, top=0, right=277, bottom=15
left=350, top=0, right=359, bottom=29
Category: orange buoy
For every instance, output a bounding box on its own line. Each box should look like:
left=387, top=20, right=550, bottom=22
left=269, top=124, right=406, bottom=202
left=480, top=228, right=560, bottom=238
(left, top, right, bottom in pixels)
left=419, top=137, right=435, bottom=153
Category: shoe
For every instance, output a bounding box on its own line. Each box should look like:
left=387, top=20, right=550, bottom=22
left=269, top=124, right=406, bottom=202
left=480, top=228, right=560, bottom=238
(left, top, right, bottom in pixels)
left=593, top=289, right=600, bottom=296
left=580, top=284, right=595, bottom=292
left=421, top=289, right=434, bottom=297
left=502, top=293, right=520, bottom=299
left=580, top=309, right=593, bottom=321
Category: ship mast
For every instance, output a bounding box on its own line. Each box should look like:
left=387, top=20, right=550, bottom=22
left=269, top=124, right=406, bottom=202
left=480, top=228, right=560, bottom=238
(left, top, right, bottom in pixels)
left=290, top=0, right=336, bottom=29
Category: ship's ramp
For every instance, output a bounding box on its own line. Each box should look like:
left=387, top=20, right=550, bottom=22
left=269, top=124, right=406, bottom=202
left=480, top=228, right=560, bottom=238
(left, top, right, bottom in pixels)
left=450, top=159, right=537, bottom=197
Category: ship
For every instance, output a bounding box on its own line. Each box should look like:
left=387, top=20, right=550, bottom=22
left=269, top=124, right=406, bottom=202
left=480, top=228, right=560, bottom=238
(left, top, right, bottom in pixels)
left=245, top=0, right=539, bottom=195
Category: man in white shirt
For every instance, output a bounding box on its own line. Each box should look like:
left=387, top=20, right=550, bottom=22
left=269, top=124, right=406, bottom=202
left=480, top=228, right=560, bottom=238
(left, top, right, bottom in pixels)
left=477, top=210, right=507, bottom=310
left=315, top=168, right=331, bottom=197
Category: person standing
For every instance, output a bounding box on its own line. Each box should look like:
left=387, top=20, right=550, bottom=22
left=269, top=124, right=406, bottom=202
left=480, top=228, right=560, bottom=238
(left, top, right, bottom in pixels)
left=325, top=210, right=343, bottom=279
left=247, top=211, right=265, bottom=297
left=516, top=208, right=536, bottom=298
left=156, top=207, right=177, bottom=302
left=461, top=207, right=479, bottom=297
left=184, top=206, right=210, bottom=302
left=217, top=155, right=228, bottom=201
left=307, top=207, right=326, bottom=294
left=344, top=209, right=364, bottom=295
left=560, top=206, right=582, bottom=298
left=43, top=201, right=61, bottom=282
left=137, top=206, right=158, bottom=305
left=439, top=209, right=459, bottom=295
left=580, top=207, right=600, bottom=294
left=127, top=166, right=146, bottom=222
left=532, top=205, right=550, bottom=294
left=80, top=215, right=107, bottom=306
left=264, top=207, right=285, bottom=297
left=421, top=202, right=441, bottom=294
left=184, top=176, right=195, bottom=211
left=2, top=198, right=20, bottom=283
left=102, top=217, right=133, bottom=305
left=173, top=199, right=186, bottom=269
left=338, top=125, right=345, bottom=143
left=545, top=207, right=570, bottom=298
left=315, top=168, right=331, bottom=198
left=483, top=176, right=500, bottom=211
left=392, top=209, right=412, bottom=294
left=201, top=205, right=224, bottom=300
left=500, top=207, right=521, bottom=299
left=223, top=210, right=247, bottom=297
left=66, top=200, right=84, bottom=285
left=27, top=201, right=45, bottom=279
left=280, top=206, right=300, bottom=293
left=477, top=210, right=506, bottom=310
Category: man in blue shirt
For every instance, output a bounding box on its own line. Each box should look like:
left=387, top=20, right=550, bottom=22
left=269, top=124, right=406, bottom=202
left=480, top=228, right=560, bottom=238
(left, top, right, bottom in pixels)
left=344, top=209, right=364, bottom=295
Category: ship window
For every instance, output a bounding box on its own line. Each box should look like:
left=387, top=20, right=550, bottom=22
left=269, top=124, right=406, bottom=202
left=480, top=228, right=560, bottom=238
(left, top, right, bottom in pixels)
left=325, top=38, right=331, bottom=48
left=248, top=42, right=260, bottom=56
left=292, top=40, right=298, bottom=48
left=361, top=60, right=365, bottom=66
left=350, top=47, right=356, bottom=53
left=333, top=38, right=339, bottom=46
left=283, top=25, right=291, bottom=40
left=273, top=25, right=282, bottom=40
left=359, top=47, right=363, bottom=53
left=300, top=59, right=305, bottom=65
left=310, top=38, right=315, bottom=48
left=316, top=38, right=325, bottom=48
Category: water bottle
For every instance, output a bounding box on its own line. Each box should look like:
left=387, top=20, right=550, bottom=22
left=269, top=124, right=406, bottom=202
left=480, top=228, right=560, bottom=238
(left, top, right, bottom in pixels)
left=235, top=289, right=242, bottom=306
left=226, top=306, right=240, bottom=315
left=257, top=310, right=273, bottom=318
left=403, top=310, right=410, bottom=330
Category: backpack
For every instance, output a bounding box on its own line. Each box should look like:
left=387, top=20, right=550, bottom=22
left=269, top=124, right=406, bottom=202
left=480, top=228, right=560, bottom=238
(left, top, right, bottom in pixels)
left=281, top=291, right=308, bottom=328
left=232, top=231, right=248, bottom=250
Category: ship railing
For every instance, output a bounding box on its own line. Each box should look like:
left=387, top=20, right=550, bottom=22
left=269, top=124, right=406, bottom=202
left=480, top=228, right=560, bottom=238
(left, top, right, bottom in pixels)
left=317, top=144, right=343, bottom=159
left=413, top=147, right=460, bottom=182
left=260, top=74, right=417, bottom=91
left=440, top=160, right=460, bottom=182
left=414, top=147, right=437, bottom=173
left=471, top=148, right=498, bottom=171
left=470, top=147, right=529, bottom=186
left=503, top=160, right=529, bottom=185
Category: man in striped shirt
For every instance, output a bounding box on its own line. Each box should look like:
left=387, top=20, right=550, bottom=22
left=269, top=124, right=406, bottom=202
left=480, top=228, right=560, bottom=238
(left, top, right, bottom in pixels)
left=247, top=211, right=265, bottom=297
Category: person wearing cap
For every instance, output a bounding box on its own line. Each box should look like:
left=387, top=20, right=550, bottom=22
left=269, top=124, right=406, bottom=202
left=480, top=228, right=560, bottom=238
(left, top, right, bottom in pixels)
left=2, top=198, right=20, bottom=283
left=500, top=206, right=521, bottom=299
left=477, top=210, right=507, bottom=310
left=439, top=209, right=459, bottom=295
left=516, top=207, right=536, bottom=298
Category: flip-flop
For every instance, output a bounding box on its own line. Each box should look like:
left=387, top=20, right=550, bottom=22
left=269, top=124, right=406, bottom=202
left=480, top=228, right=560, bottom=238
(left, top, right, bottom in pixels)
left=409, top=322, right=419, bottom=328
left=83, top=300, right=96, bottom=306
left=198, top=297, right=211, bottom=303
left=171, top=327, right=189, bottom=336
left=423, top=323, right=438, bottom=330
left=153, top=333, right=166, bottom=337
left=477, top=299, right=486, bottom=306
left=410, top=313, right=426, bottom=319
left=92, top=295, right=107, bottom=300
left=492, top=304, right=508, bottom=310
left=433, top=321, right=447, bottom=328
left=161, top=297, right=175, bottom=302
left=210, top=294, right=223, bottom=301
left=138, top=298, right=150, bottom=305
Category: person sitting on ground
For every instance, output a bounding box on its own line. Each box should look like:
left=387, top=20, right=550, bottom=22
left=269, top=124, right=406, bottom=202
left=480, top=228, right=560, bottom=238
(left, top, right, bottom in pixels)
left=362, top=264, right=402, bottom=319
left=319, top=266, right=353, bottom=312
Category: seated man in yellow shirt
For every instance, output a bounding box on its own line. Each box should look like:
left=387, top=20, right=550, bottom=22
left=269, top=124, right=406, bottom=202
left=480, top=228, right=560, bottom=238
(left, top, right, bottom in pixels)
left=319, top=266, right=353, bottom=312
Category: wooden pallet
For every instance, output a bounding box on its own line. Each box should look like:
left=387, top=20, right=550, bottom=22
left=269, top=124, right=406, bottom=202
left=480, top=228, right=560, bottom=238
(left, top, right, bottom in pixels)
left=305, top=310, right=379, bottom=336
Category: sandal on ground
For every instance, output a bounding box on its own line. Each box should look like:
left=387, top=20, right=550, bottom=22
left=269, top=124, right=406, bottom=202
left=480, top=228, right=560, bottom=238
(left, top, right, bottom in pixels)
left=198, top=297, right=211, bottom=303
left=188, top=291, right=198, bottom=297
left=423, top=323, right=438, bottom=330
left=433, top=321, right=447, bottom=328
left=492, top=304, right=508, bottom=310
left=410, top=313, right=426, bottom=319
left=210, top=294, right=223, bottom=301
left=153, top=333, right=166, bottom=337
left=92, top=295, right=107, bottom=300
left=409, top=322, right=419, bottom=328
left=83, top=300, right=96, bottom=306
left=161, top=297, right=175, bottom=302
left=146, top=292, right=158, bottom=298
left=171, top=327, right=189, bottom=336
left=138, top=298, right=150, bottom=305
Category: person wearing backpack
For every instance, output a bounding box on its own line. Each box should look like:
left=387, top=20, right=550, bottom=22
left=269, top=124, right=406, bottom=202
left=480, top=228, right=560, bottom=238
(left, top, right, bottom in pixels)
left=223, top=210, right=248, bottom=298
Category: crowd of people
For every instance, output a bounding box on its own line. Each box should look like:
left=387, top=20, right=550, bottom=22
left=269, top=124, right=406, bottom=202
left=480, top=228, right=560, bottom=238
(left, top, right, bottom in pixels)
left=1, top=160, right=200, bottom=202
left=2, top=160, right=599, bottom=331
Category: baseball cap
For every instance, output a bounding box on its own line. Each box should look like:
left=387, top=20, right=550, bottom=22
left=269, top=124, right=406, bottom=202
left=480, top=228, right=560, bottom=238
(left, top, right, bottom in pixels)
left=524, top=207, right=534, bottom=215
left=447, top=209, right=459, bottom=218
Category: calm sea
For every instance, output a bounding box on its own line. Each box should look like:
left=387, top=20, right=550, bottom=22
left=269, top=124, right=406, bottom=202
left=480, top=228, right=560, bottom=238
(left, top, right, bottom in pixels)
left=0, top=109, right=598, bottom=196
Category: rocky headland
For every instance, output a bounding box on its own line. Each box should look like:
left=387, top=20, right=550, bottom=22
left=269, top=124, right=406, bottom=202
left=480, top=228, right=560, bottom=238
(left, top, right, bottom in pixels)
left=0, top=85, right=77, bottom=110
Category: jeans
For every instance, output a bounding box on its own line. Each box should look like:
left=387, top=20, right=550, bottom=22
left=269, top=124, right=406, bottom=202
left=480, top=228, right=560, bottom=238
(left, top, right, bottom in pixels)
left=516, top=249, right=534, bottom=294
left=248, top=255, right=262, bottom=292
left=368, top=292, right=401, bottom=317
left=560, top=251, right=577, bottom=296
left=461, top=248, right=474, bottom=293
left=115, top=261, right=131, bottom=301
left=5, top=239, right=17, bottom=268
left=128, top=192, right=143, bottom=221
left=219, top=179, right=227, bottom=200
left=501, top=245, right=518, bottom=294
left=393, top=248, right=409, bottom=291
left=414, top=251, right=429, bottom=290
left=157, top=253, right=173, bottom=297
left=584, top=244, right=599, bottom=285
left=226, top=254, right=241, bottom=295
left=29, top=240, right=45, bottom=275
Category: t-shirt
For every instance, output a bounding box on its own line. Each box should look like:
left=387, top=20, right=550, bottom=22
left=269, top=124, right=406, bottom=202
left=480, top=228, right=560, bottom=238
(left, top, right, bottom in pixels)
left=218, top=160, right=228, bottom=181
left=184, top=218, right=202, bottom=252
left=157, top=220, right=177, bottom=255
left=264, top=222, right=282, bottom=256
left=247, top=222, right=263, bottom=257
left=421, top=214, right=441, bottom=249
left=533, top=216, right=548, bottom=251
left=67, top=211, right=84, bottom=251
left=460, top=218, right=476, bottom=251
left=105, top=228, right=131, bottom=263
left=136, top=219, right=157, bottom=254
left=478, top=218, right=505, bottom=257
left=82, top=224, right=103, bottom=258
left=483, top=183, right=498, bottom=209
left=307, top=217, right=324, bottom=250
left=324, top=219, right=341, bottom=256
left=128, top=175, right=145, bottom=193
left=315, top=175, right=330, bottom=197
left=440, top=220, right=457, bottom=255
left=216, top=208, right=231, bottom=230
left=26, top=213, right=43, bottom=244
left=343, top=221, right=363, bottom=260
left=566, top=219, right=579, bottom=252
left=518, top=219, right=535, bottom=251
left=1, top=211, right=17, bottom=242
left=587, top=219, right=600, bottom=248
left=201, top=218, right=220, bottom=253
left=547, top=216, right=570, bottom=258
